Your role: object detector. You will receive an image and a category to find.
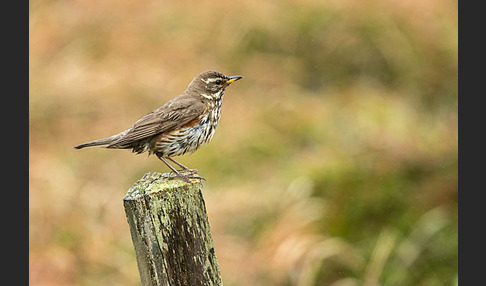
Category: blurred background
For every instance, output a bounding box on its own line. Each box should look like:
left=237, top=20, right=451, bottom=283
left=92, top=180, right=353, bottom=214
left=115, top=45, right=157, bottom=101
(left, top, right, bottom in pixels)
left=29, top=0, right=457, bottom=285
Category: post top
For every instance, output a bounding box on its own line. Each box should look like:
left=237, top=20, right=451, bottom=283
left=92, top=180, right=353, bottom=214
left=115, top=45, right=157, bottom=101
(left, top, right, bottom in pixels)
left=123, top=172, right=203, bottom=201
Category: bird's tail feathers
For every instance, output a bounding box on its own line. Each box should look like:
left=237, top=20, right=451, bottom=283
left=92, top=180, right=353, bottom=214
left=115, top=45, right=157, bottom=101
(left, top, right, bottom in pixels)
left=73, top=135, right=117, bottom=150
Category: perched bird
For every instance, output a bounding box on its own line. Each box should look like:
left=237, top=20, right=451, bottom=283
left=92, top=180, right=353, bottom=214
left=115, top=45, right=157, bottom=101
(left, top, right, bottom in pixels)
left=74, top=70, right=243, bottom=182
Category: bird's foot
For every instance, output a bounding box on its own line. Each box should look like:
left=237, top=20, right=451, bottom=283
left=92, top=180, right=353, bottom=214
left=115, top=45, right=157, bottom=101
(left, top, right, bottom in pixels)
left=157, top=157, right=204, bottom=182
left=166, top=170, right=205, bottom=182
left=184, top=174, right=206, bottom=181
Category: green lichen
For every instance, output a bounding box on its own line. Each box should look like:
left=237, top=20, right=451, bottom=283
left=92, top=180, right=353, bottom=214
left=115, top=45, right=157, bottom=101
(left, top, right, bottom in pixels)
left=123, top=172, right=203, bottom=200
left=123, top=172, right=221, bottom=285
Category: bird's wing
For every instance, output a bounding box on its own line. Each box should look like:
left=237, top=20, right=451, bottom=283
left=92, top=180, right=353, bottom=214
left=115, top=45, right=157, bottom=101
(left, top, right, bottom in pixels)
left=107, top=94, right=206, bottom=148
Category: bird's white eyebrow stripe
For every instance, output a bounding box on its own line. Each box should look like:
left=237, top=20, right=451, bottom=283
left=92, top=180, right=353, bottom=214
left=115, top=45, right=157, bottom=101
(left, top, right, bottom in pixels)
left=200, top=77, right=223, bottom=84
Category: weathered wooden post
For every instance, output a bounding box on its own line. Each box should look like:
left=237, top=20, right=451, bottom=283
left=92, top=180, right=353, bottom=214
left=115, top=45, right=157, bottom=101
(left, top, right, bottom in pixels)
left=123, top=172, right=222, bottom=286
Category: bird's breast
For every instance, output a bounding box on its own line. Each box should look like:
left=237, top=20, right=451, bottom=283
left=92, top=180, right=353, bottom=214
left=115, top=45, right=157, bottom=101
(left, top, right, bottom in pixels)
left=150, top=101, right=222, bottom=157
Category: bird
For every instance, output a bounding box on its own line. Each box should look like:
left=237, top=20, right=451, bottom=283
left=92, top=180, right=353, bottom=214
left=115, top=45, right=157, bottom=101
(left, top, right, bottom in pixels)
left=74, top=70, right=243, bottom=182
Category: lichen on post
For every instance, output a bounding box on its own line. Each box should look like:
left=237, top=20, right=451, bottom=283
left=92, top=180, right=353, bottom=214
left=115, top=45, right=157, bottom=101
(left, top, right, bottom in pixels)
left=123, top=172, right=222, bottom=286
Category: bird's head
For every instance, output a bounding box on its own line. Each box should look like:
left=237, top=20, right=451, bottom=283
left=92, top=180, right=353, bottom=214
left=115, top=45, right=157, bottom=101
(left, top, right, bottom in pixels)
left=187, top=70, right=243, bottom=100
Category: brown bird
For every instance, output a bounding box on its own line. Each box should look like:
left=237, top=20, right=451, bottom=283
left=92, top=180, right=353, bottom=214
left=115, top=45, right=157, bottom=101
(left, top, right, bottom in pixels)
left=74, top=70, right=243, bottom=182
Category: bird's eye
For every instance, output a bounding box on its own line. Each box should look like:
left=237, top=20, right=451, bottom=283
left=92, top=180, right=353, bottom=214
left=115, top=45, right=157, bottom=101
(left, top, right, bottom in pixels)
left=214, top=80, right=222, bottom=85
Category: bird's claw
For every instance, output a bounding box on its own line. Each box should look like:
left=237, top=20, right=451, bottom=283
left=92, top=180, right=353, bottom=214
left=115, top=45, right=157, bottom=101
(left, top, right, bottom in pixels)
left=166, top=170, right=205, bottom=182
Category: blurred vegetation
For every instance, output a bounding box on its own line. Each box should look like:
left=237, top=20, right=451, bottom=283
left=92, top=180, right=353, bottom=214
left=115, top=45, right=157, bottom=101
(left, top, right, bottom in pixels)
left=30, top=0, right=457, bottom=285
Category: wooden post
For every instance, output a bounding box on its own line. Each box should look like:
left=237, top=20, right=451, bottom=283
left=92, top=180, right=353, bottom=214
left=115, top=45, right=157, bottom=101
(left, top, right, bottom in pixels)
left=123, top=172, right=222, bottom=286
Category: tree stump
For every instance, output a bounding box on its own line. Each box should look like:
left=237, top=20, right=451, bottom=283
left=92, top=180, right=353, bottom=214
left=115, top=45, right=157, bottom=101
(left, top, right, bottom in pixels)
left=123, top=172, right=222, bottom=286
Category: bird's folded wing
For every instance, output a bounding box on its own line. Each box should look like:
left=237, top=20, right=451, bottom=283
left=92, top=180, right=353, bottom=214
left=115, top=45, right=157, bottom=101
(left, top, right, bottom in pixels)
left=107, top=95, right=206, bottom=148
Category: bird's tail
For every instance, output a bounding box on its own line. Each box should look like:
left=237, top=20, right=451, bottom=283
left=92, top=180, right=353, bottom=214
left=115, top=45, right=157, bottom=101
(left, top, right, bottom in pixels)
left=73, top=135, right=117, bottom=150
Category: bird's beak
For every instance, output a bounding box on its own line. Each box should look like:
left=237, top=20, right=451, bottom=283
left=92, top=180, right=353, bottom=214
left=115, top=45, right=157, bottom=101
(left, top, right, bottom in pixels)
left=226, top=75, right=243, bottom=84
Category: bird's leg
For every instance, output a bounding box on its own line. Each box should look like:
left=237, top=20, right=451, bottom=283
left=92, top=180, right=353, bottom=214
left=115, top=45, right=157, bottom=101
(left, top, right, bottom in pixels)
left=167, top=157, right=198, bottom=174
left=167, top=157, right=205, bottom=181
left=158, top=157, right=205, bottom=182
left=158, top=157, right=190, bottom=182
